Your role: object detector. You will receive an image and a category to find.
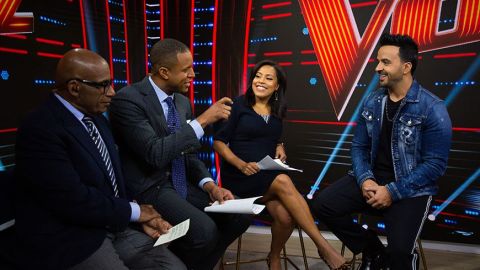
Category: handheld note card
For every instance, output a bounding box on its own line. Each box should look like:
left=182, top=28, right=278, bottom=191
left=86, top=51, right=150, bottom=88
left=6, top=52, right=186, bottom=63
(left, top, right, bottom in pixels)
left=153, top=219, right=190, bottom=247
left=257, top=155, right=303, bottom=172
left=204, top=196, right=265, bottom=215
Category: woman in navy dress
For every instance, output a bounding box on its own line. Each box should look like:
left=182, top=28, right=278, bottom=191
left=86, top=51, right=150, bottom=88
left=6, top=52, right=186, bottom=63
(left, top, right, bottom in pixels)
left=214, top=60, right=349, bottom=270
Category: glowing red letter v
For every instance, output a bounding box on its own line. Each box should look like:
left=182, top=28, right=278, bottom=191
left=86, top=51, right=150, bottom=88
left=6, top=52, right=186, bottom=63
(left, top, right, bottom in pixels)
left=298, top=0, right=398, bottom=120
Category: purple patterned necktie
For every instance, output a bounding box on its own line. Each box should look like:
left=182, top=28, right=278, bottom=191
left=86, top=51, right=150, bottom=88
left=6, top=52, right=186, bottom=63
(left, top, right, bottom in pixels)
left=82, top=116, right=119, bottom=197
left=165, top=97, right=188, bottom=198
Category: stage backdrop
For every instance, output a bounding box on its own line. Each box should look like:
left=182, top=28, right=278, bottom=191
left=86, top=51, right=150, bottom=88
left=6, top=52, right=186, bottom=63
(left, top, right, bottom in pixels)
left=0, top=0, right=479, bottom=245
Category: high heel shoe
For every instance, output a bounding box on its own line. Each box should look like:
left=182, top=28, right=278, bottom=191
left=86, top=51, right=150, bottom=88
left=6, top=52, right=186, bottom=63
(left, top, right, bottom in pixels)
left=318, top=250, right=352, bottom=270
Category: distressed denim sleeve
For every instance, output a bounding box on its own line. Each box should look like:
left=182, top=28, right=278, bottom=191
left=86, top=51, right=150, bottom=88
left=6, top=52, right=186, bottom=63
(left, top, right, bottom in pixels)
left=351, top=104, right=375, bottom=188
left=386, top=101, right=452, bottom=201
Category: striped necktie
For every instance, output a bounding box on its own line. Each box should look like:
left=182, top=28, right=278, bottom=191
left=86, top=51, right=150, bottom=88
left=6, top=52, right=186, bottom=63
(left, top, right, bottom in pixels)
left=165, top=97, right=188, bottom=199
left=82, top=116, right=119, bottom=197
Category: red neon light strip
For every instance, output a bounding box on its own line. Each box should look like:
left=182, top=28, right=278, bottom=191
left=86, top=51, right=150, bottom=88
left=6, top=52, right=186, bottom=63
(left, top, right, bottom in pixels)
left=215, top=152, right=222, bottom=186
left=435, top=211, right=480, bottom=222
left=211, top=0, right=219, bottom=103
left=436, top=224, right=457, bottom=229
left=264, top=51, right=292, bottom=56
left=212, top=0, right=222, bottom=185
left=79, top=0, right=87, bottom=48
left=262, top=1, right=291, bottom=9
left=300, top=61, right=319, bottom=65
left=0, top=47, right=27, bottom=54
left=0, top=128, right=17, bottom=134
left=287, top=109, right=326, bottom=113
left=242, top=0, right=253, bottom=93
left=35, top=37, right=64, bottom=46
left=143, top=0, right=148, bottom=74
left=300, top=50, right=315, bottom=54
left=212, top=0, right=220, bottom=185
left=189, top=0, right=195, bottom=112
left=452, top=127, right=480, bottom=132
left=289, top=119, right=480, bottom=133
left=104, top=0, right=114, bottom=80
left=262, top=12, right=292, bottom=20
left=71, top=43, right=81, bottom=48
left=433, top=52, right=477, bottom=59
left=247, top=64, right=255, bottom=67
left=37, top=52, right=63, bottom=58
left=287, top=120, right=356, bottom=126
left=434, top=198, right=474, bottom=208
left=278, top=62, right=293, bottom=66
left=248, top=53, right=255, bottom=57
left=160, top=0, right=164, bottom=39
left=350, top=1, right=377, bottom=9
left=1, top=34, right=26, bottom=39
left=122, top=0, right=130, bottom=83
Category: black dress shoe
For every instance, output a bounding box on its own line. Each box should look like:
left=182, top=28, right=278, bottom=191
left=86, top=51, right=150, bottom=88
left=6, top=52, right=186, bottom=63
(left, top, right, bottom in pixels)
left=358, top=251, right=389, bottom=270
left=358, top=229, right=389, bottom=270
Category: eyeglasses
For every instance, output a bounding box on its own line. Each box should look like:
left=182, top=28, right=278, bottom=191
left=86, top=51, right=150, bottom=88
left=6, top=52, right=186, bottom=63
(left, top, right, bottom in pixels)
left=68, top=78, right=113, bottom=94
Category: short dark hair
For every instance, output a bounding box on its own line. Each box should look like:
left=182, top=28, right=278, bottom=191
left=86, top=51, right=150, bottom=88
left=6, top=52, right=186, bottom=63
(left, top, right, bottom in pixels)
left=245, top=60, right=287, bottom=119
left=150, top=38, right=190, bottom=73
left=379, top=33, right=419, bottom=74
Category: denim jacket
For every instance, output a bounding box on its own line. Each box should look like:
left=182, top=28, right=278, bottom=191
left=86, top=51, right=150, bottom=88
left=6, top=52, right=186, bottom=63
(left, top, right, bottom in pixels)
left=350, top=80, right=452, bottom=201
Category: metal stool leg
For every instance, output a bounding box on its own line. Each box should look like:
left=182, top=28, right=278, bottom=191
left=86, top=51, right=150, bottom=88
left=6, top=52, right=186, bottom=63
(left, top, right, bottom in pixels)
left=223, top=227, right=311, bottom=269
left=298, top=227, right=309, bottom=270
left=282, top=246, right=288, bottom=270
left=236, top=236, right=242, bottom=270
left=219, top=255, right=225, bottom=270
left=417, top=239, right=428, bottom=270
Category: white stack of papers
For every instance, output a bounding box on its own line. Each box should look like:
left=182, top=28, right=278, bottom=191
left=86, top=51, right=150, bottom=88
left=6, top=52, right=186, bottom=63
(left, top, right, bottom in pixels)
left=257, top=155, right=303, bottom=172
left=153, top=219, right=190, bottom=247
left=204, top=196, right=265, bottom=215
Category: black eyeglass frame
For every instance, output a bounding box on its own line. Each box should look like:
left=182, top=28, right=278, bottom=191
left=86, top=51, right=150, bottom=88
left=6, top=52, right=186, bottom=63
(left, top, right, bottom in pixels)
left=67, top=78, right=113, bottom=94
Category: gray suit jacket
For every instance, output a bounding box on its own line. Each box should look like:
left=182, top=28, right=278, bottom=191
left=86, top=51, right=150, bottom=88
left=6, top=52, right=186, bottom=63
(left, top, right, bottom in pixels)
left=109, top=76, right=211, bottom=198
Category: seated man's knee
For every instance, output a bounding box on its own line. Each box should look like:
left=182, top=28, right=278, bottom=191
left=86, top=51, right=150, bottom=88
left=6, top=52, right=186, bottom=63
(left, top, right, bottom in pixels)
left=188, top=218, right=219, bottom=251
left=309, top=193, right=334, bottom=219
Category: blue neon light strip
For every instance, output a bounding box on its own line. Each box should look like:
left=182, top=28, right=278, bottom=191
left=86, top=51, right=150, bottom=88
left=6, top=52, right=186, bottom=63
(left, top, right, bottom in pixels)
left=430, top=168, right=480, bottom=219
left=307, top=75, right=379, bottom=198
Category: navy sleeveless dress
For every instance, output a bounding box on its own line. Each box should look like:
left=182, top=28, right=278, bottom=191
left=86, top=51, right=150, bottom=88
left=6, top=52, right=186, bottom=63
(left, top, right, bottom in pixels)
left=214, top=95, right=284, bottom=198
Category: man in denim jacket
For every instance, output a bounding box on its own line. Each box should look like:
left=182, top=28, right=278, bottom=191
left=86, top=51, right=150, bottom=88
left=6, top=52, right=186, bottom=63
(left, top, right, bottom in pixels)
left=310, top=34, right=452, bottom=270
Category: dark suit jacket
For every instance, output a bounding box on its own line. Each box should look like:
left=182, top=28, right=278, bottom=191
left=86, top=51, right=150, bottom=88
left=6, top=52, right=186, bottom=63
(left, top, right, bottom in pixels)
left=14, top=94, right=131, bottom=269
left=109, top=76, right=211, bottom=198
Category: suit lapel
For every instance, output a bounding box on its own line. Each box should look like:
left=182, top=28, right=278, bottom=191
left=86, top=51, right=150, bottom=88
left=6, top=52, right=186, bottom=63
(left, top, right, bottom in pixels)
left=48, top=96, right=114, bottom=191
left=139, top=77, right=169, bottom=134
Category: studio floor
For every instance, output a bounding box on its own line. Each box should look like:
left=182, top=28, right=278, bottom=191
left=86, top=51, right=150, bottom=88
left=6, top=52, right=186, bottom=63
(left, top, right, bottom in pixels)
left=217, top=227, right=480, bottom=270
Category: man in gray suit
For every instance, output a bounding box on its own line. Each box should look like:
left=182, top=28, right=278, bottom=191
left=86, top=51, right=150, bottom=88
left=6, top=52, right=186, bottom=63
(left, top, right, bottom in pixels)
left=109, top=38, right=251, bottom=270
